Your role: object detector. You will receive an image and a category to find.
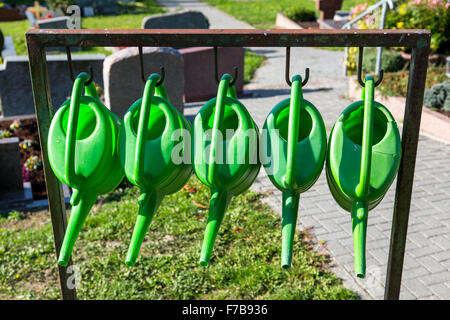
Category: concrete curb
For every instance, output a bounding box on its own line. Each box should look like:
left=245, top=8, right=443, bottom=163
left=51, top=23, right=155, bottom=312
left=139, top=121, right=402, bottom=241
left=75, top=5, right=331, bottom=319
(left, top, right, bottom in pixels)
left=275, top=13, right=303, bottom=29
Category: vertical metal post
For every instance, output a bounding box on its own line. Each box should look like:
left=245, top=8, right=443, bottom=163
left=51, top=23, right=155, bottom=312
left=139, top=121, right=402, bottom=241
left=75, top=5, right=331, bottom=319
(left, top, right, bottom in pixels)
left=375, top=2, right=387, bottom=75
left=384, top=41, right=430, bottom=299
left=27, top=37, right=77, bottom=300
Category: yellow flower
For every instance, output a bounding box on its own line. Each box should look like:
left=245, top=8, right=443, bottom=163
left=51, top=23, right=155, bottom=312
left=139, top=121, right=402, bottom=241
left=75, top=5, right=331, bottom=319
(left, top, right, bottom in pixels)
left=15, top=274, right=20, bottom=279
left=396, top=22, right=405, bottom=29
left=399, top=4, right=408, bottom=15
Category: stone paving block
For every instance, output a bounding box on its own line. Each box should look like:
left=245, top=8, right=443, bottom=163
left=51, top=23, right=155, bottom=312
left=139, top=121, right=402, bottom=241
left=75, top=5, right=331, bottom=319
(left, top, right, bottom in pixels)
left=405, top=279, right=434, bottom=298
left=417, top=255, right=447, bottom=273
left=408, top=245, right=443, bottom=259
left=370, top=248, right=389, bottom=265
left=325, top=241, right=350, bottom=257
left=422, top=227, right=450, bottom=239
left=322, top=230, right=350, bottom=241
left=374, top=221, right=392, bottom=232
left=419, top=271, right=450, bottom=286
left=366, top=238, right=390, bottom=250
left=431, top=250, right=450, bottom=262
left=399, top=287, right=417, bottom=300
left=428, top=283, right=450, bottom=299
left=430, top=235, right=450, bottom=251
left=408, top=231, right=429, bottom=247
left=402, top=266, right=432, bottom=280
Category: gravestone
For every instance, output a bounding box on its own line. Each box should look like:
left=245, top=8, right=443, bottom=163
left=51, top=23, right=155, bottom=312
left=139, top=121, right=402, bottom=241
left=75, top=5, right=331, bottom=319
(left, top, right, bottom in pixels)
left=83, top=6, right=95, bottom=17
left=179, top=47, right=245, bottom=102
left=0, top=137, right=23, bottom=193
left=76, top=0, right=118, bottom=15
left=142, top=9, right=209, bottom=29
left=37, top=16, right=70, bottom=29
left=0, top=54, right=105, bottom=117
left=103, top=47, right=184, bottom=118
left=316, top=0, right=343, bottom=20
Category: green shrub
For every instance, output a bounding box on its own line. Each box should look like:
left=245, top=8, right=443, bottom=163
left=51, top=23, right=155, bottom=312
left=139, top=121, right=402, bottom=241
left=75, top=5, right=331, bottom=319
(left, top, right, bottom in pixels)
left=362, top=48, right=406, bottom=74
left=45, top=0, right=75, bottom=12
left=284, top=7, right=316, bottom=22
left=424, top=81, right=450, bottom=111
left=386, top=0, right=450, bottom=54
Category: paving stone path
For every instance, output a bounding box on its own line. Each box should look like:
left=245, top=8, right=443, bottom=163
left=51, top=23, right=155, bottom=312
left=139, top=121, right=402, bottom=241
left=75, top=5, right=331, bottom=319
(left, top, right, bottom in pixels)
left=157, top=0, right=450, bottom=299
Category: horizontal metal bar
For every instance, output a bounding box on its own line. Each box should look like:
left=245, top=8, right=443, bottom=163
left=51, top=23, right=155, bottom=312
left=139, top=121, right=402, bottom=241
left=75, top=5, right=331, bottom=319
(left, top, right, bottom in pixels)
left=26, top=29, right=430, bottom=48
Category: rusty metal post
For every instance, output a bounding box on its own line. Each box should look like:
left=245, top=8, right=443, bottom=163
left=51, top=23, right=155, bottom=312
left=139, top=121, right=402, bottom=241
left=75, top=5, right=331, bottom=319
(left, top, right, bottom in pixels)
left=26, top=36, right=77, bottom=300
left=384, top=38, right=430, bottom=300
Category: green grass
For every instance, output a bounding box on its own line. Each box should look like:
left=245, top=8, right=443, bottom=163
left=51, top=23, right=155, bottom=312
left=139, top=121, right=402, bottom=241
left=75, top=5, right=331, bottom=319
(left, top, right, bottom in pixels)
left=0, top=178, right=358, bottom=300
left=0, top=19, right=30, bottom=57
left=202, top=0, right=373, bottom=29
left=244, top=49, right=266, bottom=84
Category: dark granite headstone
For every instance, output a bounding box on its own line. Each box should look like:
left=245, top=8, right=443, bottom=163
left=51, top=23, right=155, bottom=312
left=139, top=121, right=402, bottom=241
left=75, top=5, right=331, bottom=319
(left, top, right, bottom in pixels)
left=0, top=54, right=105, bottom=117
left=142, top=9, right=209, bottom=29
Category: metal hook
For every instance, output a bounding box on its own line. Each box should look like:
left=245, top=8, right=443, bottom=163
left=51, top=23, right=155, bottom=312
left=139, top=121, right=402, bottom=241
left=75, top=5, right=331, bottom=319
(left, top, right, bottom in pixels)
left=357, top=47, right=384, bottom=87
left=138, top=46, right=165, bottom=86
left=65, top=46, right=94, bottom=85
left=285, top=47, right=309, bottom=87
left=214, top=46, right=238, bottom=86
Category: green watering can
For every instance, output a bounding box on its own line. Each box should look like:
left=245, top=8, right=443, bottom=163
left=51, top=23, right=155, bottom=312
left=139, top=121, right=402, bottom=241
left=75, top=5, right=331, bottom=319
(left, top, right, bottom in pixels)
left=261, top=74, right=327, bottom=269
left=48, top=73, right=125, bottom=267
left=118, top=73, right=192, bottom=266
left=192, top=74, right=261, bottom=266
left=326, top=76, right=401, bottom=278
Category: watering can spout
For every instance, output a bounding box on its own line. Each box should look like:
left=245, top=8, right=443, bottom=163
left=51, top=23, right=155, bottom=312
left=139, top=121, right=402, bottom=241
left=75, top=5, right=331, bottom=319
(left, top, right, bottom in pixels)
left=281, top=190, right=300, bottom=269
left=58, top=189, right=97, bottom=267
left=199, top=190, right=232, bottom=266
left=352, top=202, right=368, bottom=278
left=126, top=191, right=163, bottom=266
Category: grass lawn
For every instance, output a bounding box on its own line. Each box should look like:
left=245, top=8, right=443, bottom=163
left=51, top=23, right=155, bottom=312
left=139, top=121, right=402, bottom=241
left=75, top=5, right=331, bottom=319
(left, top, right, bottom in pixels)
left=0, top=177, right=358, bottom=300
left=202, top=0, right=374, bottom=29
left=244, top=49, right=266, bottom=84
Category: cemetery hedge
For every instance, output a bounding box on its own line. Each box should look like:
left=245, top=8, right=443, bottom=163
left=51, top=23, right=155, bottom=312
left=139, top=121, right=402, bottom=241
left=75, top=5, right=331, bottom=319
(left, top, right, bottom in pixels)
left=0, top=177, right=359, bottom=300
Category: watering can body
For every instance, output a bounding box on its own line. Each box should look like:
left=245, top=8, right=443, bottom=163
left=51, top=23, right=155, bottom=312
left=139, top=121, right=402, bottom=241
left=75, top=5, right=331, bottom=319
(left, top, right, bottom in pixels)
left=118, top=74, right=192, bottom=266
left=262, top=98, right=327, bottom=193
left=192, top=96, right=260, bottom=195
left=119, top=93, right=192, bottom=195
left=48, top=74, right=124, bottom=266
left=326, top=77, right=401, bottom=277
left=326, top=100, right=401, bottom=211
left=261, top=75, right=327, bottom=269
left=192, top=74, right=261, bottom=266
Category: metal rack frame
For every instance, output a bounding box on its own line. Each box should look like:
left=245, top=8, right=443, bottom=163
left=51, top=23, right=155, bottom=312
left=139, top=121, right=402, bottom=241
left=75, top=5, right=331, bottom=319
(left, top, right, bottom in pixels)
left=25, top=28, right=430, bottom=300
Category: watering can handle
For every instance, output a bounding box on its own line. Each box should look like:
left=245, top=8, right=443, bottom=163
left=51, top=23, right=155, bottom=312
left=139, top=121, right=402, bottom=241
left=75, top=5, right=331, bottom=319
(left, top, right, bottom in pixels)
left=134, top=73, right=161, bottom=184
left=65, top=72, right=91, bottom=185
left=155, top=82, right=169, bottom=101
left=84, top=81, right=100, bottom=100
left=285, top=75, right=303, bottom=188
left=355, top=76, right=374, bottom=200
left=207, top=74, right=233, bottom=185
